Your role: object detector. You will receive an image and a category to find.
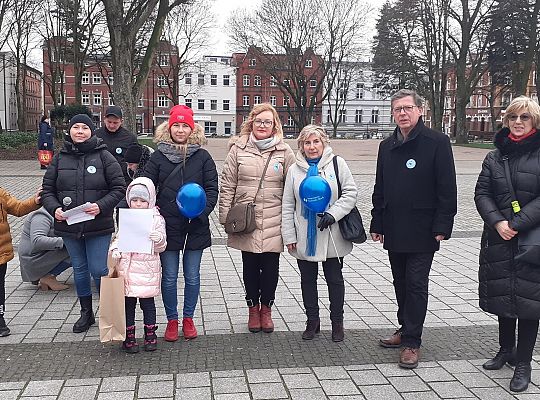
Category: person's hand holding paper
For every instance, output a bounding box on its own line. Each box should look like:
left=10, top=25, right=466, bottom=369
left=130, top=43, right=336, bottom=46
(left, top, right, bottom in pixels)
left=118, top=209, right=154, bottom=254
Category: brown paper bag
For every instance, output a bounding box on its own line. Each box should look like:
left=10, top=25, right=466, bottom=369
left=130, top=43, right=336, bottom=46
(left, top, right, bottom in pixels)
left=99, top=266, right=126, bottom=343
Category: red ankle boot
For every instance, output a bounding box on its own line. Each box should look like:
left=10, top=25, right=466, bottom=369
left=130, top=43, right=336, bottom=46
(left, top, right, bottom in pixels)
left=164, top=319, right=178, bottom=342
left=248, top=305, right=261, bottom=332
left=260, top=304, right=274, bottom=333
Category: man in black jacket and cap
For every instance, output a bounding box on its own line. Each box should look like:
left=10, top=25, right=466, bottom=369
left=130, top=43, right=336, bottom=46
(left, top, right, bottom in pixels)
left=95, top=106, right=138, bottom=185
left=370, top=89, right=457, bottom=369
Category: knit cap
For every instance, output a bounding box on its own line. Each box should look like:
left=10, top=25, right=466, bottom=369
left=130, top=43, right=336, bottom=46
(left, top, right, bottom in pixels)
left=169, top=105, right=194, bottom=130
left=128, top=184, right=150, bottom=204
left=125, top=143, right=143, bottom=163
left=68, top=114, right=95, bottom=133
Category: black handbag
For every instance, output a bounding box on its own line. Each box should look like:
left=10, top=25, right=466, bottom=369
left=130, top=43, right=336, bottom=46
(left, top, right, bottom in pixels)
left=502, top=156, right=540, bottom=266
left=332, top=156, right=367, bottom=244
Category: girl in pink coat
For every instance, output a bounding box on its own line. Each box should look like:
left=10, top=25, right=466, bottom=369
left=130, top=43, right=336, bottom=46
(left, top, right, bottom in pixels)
left=109, top=177, right=167, bottom=353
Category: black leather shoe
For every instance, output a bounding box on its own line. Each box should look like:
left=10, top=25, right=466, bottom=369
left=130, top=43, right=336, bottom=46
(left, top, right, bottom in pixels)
left=73, top=296, right=95, bottom=333
left=482, top=347, right=516, bottom=370
left=0, top=315, right=10, bottom=337
left=302, top=319, right=320, bottom=340
left=510, top=361, right=531, bottom=392
left=331, top=321, right=344, bottom=342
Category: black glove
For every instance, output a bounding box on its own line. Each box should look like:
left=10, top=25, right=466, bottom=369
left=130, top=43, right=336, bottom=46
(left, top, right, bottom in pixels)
left=317, top=212, right=335, bottom=231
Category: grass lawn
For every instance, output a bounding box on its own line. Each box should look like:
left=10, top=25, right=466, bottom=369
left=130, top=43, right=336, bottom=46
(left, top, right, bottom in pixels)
left=453, top=142, right=495, bottom=150
left=138, top=137, right=156, bottom=149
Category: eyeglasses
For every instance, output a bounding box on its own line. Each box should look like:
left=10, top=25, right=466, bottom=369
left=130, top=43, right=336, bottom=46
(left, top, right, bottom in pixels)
left=392, top=105, right=418, bottom=114
left=253, top=119, right=274, bottom=128
left=508, top=113, right=531, bottom=122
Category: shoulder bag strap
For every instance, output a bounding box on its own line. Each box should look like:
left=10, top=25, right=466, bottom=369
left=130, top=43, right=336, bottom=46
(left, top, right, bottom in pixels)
left=332, top=155, right=342, bottom=198
left=502, top=155, right=521, bottom=213
left=163, top=161, right=185, bottom=191
left=252, top=151, right=274, bottom=201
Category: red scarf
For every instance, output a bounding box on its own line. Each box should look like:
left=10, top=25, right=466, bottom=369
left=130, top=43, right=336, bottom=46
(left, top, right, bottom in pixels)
left=509, top=128, right=537, bottom=142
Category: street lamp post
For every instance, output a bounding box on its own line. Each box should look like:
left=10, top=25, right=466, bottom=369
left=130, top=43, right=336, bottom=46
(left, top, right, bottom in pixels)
left=152, top=69, right=155, bottom=134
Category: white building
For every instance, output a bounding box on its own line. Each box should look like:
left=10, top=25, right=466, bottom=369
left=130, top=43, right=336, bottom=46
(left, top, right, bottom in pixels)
left=179, top=56, right=237, bottom=137
left=0, top=52, right=18, bottom=131
left=322, top=63, right=395, bottom=138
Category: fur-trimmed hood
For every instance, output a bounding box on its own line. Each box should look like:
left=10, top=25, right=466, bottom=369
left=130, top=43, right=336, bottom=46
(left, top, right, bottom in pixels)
left=153, top=120, right=207, bottom=146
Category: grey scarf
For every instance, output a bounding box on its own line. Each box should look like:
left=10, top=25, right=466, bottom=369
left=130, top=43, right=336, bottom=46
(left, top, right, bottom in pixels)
left=158, top=142, right=200, bottom=163
left=250, top=133, right=277, bottom=150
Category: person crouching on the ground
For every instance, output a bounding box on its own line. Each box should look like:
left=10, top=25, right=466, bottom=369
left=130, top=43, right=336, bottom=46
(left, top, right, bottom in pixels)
left=281, top=125, right=357, bottom=342
left=143, top=105, right=218, bottom=342
left=219, top=103, right=295, bottom=334
left=0, top=187, right=40, bottom=336
left=109, top=177, right=166, bottom=353
left=475, top=96, right=540, bottom=393
left=41, top=114, right=125, bottom=334
left=19, top=207, right=71, bottom=291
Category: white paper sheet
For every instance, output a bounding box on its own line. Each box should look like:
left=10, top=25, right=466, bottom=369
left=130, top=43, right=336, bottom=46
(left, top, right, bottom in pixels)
left=118, top=209, right=153, bottom=254
left=62, top=202, right=95, bottom=225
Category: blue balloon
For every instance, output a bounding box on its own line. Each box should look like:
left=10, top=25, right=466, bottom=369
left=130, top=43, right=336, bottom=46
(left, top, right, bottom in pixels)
left=176, top=183, right=206, bottom=219
left=299, top=176, right=331, bottom=213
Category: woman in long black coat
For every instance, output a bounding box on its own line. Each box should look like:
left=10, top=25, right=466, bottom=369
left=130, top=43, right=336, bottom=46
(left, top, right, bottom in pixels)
left=475, top=96, right=540, bottom=393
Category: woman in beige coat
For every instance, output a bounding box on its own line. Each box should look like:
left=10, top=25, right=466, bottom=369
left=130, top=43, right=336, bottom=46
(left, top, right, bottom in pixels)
left=219, top=103, right=295, bottom=333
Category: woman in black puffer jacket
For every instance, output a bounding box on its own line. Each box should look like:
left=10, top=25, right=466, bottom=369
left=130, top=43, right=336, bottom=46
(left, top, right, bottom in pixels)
left=41, top=114, right=125, bottom=334
left=475, top=96, right=540, bottom=393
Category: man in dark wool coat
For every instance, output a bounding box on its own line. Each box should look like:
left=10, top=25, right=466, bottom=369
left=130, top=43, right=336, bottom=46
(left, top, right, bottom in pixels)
left=370, top=89, right=457, bottom=369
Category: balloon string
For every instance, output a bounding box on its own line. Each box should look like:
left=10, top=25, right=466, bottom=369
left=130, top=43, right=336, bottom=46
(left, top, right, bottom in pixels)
left=182, top=220, right=190, bottom=254
left=328, top=229, right=342, bottom=267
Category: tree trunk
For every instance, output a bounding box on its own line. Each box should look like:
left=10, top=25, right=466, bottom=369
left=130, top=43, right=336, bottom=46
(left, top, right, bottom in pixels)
left=112, top=41, right=137, bottom=132
left=454, top=92, right=468, bottom=144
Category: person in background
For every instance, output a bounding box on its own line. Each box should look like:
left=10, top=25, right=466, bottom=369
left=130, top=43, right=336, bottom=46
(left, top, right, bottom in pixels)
left=143, top=105, right=218, bottom=342
left=370, top=89, right=457, bottom=369
left=219, top=103, right=295, bottom=334
left=38, top=116, right=55, bottom=169
left=95, top=106, right=138, bottom=185
left=109, top=177, right=167, bottom=353
left=475, top=96, right=540, bottom=392
left=125, top=143, right=154, bottom=181
left=19, top=207, right=71, bottom=291
left=41, top=114, right=125, bottom=334
left=281, top=125, right=357, bottom=342
left=0, top=187, right=41, bottom=336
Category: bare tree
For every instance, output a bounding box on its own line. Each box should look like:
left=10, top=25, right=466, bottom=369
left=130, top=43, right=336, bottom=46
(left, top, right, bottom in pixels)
left=229, top=0, right=369, bottom=131
left=101, top=0, right=188, bottom=132
left=0, top=0, right=13, bottom=50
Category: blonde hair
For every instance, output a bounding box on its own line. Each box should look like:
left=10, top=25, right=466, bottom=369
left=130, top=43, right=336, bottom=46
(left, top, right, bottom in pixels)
left=239, top=103, right=283, bottom=138
left=153, top=121, right=207, bottom=146
left=503, top=96, right=540, bottom=129
left=297, top=124, right=329, bottom=156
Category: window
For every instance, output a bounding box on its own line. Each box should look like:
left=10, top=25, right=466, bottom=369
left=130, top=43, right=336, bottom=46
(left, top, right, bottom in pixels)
left=287, top=116, right=294, bottom=126
left=137, top=97, right=143, bottom=107
left=92, top=73, right=101, bottom=84
left=310, top=79, right=317, bottom=88
left=198, top=74, right=205, bottom=85
left=209, top=57, right=217, bottom=62
left=249, top=58, right=256, bottom=66
left=158, top=55, right=169, bottom=66
left=223, top=75, right=230, bottom=86
left=158, top=75, right=167, bottom=87
left=185, top=98, right=192, bottom=109
left=54, top=72, right=65, bottom=84
left=339, top=109, right=346, bottom=123
left=109, top=94, right=115, bottom=106
left=82, top=73, right=89, bottom=84
left=198, top=99, right=205, bottom=110
left=93, top=93, right=101, bottom=105
left=356, top=83, right=364, bottom=99
left=211, top=99, right=217, bottom=110
left=108, top=76, right=114, bottom=85
left=254, top=95, right=262, bottom=105
left=502, top=92, right=512, bottom=107
left=158, top=95, right=169, bottom=108
left=283, top=96, right=289, bottom=106
left=224, top=121, right=232, bottom=135
left=185, top=74, right=192, bottom=84
left=305, top=59, right=312, bottom=68
left=204, top=121, right=217, bottom=135
left=254, top=75, right=261, bottom=86
left=371, top=109, right=379, bottom=124
left=270, top=95, right=276, bottom=106
left=270, top=76, right=277, bottom=87
left=283, top=79, right=290, bottom=86
left=82, top=93, right=90, bottom=105
left=355, top=109, right=362, bottom=124
left=326, top=109, right=331, bottom=123
left=243, top=95, right=249, bottom=107
left=210, top=75, right=217, bottom=85
left=243, top=74, right=250, bottom=86
left=223, top=99, right=230, bottom=110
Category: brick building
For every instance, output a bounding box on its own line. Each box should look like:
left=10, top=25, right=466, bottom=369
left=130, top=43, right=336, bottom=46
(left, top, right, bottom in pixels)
left=42, top=39, right=178, bottom=134
left=231, top=46, right=323, bottom=135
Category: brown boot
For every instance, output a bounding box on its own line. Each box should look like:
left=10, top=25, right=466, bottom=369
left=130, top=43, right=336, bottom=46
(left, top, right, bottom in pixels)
left=38, top=275, right=69, bottom=291
left=379, top=328, right=402, bottom=348
left=399, top=347, right=419, bottom=369
left=248, top=305, right=261, bottom=332
left=331, top=321, right=344, bottom=342
left=260, top=304, right=274, bottom=333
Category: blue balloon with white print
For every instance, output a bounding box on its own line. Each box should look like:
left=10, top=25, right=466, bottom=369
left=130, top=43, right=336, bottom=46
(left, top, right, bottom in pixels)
left=299, top=176, right=331, bottom=213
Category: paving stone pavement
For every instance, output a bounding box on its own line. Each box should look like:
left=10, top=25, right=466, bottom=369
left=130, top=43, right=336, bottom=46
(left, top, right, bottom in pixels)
left=2, top=141, right=539, bottom=399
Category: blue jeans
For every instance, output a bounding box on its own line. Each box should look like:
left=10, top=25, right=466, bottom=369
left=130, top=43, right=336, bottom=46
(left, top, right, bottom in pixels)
left=160, top=249, right=203, bottom=321
left=49, top=261, right=71, bottom=277
left=63, top=234, right=111, bottom=297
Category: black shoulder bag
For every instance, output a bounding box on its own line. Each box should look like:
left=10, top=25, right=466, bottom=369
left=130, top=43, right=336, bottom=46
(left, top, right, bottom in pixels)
left=502, top=155, right=540, bottom=266
left=332, top=155, right=367, bottom=244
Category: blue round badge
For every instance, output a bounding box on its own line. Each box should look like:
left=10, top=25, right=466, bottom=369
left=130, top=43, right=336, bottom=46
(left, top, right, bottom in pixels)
left=406, top=159, right=416, bottom=169
left=87, top=166, right=97, bottom=174
left=115, top=147, right=122, bottom=154
left=273, top=162, right=280, bottom=173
